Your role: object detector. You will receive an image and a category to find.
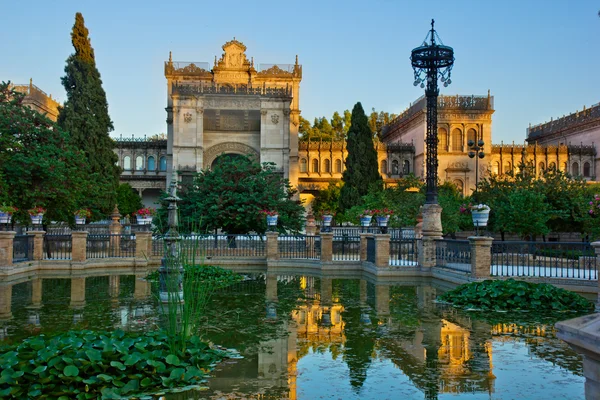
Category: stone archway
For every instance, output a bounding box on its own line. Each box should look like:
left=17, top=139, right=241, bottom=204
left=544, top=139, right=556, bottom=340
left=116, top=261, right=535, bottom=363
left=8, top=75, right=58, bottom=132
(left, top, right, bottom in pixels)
left=203, top=142, right=259, bottom=169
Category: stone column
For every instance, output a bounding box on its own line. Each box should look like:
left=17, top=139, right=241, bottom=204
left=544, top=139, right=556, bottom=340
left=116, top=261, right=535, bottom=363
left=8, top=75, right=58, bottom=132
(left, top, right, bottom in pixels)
left=469, top=236, right=493, bottom=279
left=266, top=273, right=278, bottom=302
left=109, top=275, right=120, bottom=298
left=374, top=234, right=391, bottom=268
left=135, top=231, right=153, bottom=259
left=28, top=231, right=45, bottom=261
left=71, top=231, right=88, bottom=262
left=109, top=206, right=122, bottom=256
left=134, top=275, right=150, bottom=300
left=70, top=277, right=86, bottom=308
left=31, top=278, right=42, bottom=307
left=320, top=233, right=333, bottom=262
left=266, top=232, right=279, bottom=261
left=305, top=214, right=316, bottom=236
left=419, top=203, right=443, bottom=269
left=0, top=231, right=16, bottom=267
left=419, top=237, right=438, bottom=268
left=359, top=233, right=370, bottom=262
left=0, top=284, right=12, bottom=319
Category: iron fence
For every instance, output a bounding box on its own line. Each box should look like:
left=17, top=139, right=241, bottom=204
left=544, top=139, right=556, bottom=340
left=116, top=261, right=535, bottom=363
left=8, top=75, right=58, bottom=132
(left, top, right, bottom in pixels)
left=279, top=235, right=321, bottom=260
left=180, top=235, right=266, bottom=259
left=13, top=234, right=33, bottom=262
left=491, top=241, right=597, bottom=279
left=436, top=239, right=471, bottom=272
left=152, top=236, right=164, bottom=257
left=86, top=234, right=136, bottom=258
left=43, top=234, right=72, bottom=260
left=366, top=237, right=376, bottom=263
left=390, top=238, right=420, bottom=266
left=327, top=226, right=415, bottom=239
left=332, top=234, right=361, bottom=261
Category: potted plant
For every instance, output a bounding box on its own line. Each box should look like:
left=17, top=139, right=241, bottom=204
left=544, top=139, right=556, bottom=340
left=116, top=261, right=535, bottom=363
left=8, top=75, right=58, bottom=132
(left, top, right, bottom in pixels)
left=373, top=208, right=393, bottom=227
left=74, top=209, right=91, bottom=225
left=260, top=210, right=278, bottom=231
left=0, top=205, right=18, bottom=224
left=28, top=206, right=46, bottom=225
left=469, top=204, right=491, bottom=227
left=360, top=209, right=374, bottom=227
left=135, top=208, right=156, bottom=225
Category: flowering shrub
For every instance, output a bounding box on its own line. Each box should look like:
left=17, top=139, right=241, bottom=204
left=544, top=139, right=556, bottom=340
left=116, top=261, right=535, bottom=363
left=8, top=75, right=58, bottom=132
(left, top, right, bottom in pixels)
left=0, top=205, right=18, bottom=214
left=28, top=206, right=46, bottom=215
left=260, top=210, right=278, bottom=217
left=459, top=203, right=490, bottom=214
left=361, top=209, right=375, bottom=217
left=589, top=194, right=600, bottom=216
left=320, top=210, right=335, bottom=217
left=74, top=209, right=92, bottom=218
left=373, top=208, right=394, bottom=217
left=135, top=208, right=156, bottom=217
left=459, top=203, right=471, bottom=215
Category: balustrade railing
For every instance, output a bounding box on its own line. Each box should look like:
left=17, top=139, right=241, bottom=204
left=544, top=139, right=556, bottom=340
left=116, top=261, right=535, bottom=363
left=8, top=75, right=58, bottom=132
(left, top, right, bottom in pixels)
left=86, top=234, right=136, bottom=258
left=180, top=235, right=266, bottom=259
left=491, top=241, right=597, bottom=279
left=390, top=238, right=419, bottom=266
left=436, top=239, right=471, bottom=272
left=333, top=234, right=360, bottom=261
left=279, top=235, right=320, bottom=260
left=43, top=234, right=72, bottom=260
left=13, top=234, right=33, bottom=262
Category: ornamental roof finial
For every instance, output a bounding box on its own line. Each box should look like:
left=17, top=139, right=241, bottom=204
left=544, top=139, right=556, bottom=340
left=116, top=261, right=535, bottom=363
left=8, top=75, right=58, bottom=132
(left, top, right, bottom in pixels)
left=214, top=55, right=217, bottom=67
left=251, top=57, right=254, bottom=67
left=169, top=51, right=172, bottom=63
left=295, top=55, right=299, bottom=65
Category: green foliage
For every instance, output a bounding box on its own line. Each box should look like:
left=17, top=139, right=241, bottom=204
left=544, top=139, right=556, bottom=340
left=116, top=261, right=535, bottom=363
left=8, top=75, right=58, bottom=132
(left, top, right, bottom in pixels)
left=339, top=102, right=382, bottom=211
left=172, top=154, right=304, bottom=234
left=311, top=181, right=342, bottom=220
left=58, top=13, right=120, bottom=216
left=0, top=82, right=95, bottom=224
left=437, top=181, right=473, bottom=235
left=0, top=329, right=234, bottom=399
left=115, top=183, right=143, bottom=217
left=438, top=279, right=594, bottom=311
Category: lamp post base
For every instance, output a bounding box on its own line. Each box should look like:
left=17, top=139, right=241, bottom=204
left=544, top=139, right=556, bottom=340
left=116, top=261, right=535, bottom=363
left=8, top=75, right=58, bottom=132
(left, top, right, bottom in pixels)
left=421, top=203, right=443, bottom=239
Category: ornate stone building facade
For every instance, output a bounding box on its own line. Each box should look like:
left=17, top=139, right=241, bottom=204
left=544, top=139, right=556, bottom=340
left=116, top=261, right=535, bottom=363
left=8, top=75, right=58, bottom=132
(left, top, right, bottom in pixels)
left=10, top=79, right=60, bottom=121
left=164, top=39, right=302, bottom=187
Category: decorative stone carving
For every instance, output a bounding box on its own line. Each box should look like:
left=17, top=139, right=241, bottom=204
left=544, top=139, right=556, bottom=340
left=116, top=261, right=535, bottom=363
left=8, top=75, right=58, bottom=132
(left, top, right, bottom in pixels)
left=257, top=65, right=293, bottom=77
left=195, top=107, right=204, bottom=115
left=271, top=114, right=280, bottom=124
left=261, top=110, right=268, bottom=116
left=184, top=112, right=193, bottom=123
left=203, top=142, right=259, bottom=169
left=222, top=114, right=244, bottom=130
left=204, top=98, right=260, bottom=110
left=283, top=110, right=291, bottom=116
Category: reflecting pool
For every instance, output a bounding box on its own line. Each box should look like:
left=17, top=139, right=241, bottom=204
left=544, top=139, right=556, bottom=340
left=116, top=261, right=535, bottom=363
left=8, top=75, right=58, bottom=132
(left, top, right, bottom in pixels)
left=0, top=272, right=587, bottom=399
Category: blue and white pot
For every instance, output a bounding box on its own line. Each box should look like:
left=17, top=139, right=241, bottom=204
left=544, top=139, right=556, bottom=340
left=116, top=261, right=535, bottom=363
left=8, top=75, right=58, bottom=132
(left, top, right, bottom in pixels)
left=0, top=212, right=12, bottom=224
left=30, top=213, right=43, bottom=225
left=376, top=215, right=390, bottom=227
left=137, top=216, right=153, bottom=225
left=360, top=215, right=372, bottom=227
left=472, top=210, right=490, bottom=227
left=266, top=215, right=278, bottom=227
left=75, top=216, right=86, bottom=225
left=322, top=214, right=333, bottom=227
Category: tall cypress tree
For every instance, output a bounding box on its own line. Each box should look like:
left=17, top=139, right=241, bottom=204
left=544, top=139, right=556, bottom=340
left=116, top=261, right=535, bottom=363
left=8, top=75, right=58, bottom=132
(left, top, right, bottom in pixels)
left=58, top=12, right=119, bottom=215
left=339, top=102, right=382, bottom=211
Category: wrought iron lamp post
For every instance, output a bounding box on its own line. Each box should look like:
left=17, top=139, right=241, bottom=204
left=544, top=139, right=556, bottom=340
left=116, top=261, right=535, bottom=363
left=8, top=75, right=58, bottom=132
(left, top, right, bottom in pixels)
left=159, top=173, right=184, bottom=303
left=468, top=139, right=485, bottom=198
left=410, top=19, right=454, bottom=237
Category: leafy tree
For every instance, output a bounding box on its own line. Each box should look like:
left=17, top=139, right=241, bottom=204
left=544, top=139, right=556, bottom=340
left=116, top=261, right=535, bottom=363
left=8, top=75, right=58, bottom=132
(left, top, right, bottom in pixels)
left=339, top=102, right=382, bottom=211
left=343, top=110, right=352, bottom=135
left=437, top=181, right=472, bottom=236
left=116, top=183, right=143, bottom=217
left=174, top=155, right=304, bottom=234
left=57, top=12, right=119, bottom=216
left=311, top=181, right=342, bottom=219
left=298, top=116, right=312, bottom=142
left=0, top=82, right=93, bottom=223
left=494, top=189, right=550, bottom=239
left=331, top=111, right=344, bottom=140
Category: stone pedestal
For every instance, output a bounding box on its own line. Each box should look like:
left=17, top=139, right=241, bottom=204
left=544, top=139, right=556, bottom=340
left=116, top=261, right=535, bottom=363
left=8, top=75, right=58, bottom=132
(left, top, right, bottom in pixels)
left=0, top=284, right=12, bottom=319
left=135, top=231, right=153, bottom=259
left=109, top=275, right=120, bottom=298
left=469, top=236, right=493, bottom=279
left=374, top=234, right=391, bottom=268
left=266, top=232, right=279, bottom=261
left=320, top=233, right=333, bottom=262
left=71, top=231, right=88, bottom=262
left=70, top=277, right=86, bottom=308
left=421, top=203, right=443, bottom=238
left=266, top=274, right=278, bottom=301
left=305, top=214, right=317, bottom=236
left=556, top=314, right=600, bottom=400
left=134, top=275, right=150, bottom=300
left=0, top=231, right=16, bottom=267
left=359, top=233, right=370, bottom=262
left=27, top=231, right=45, bottom=261
left=31, top=278, right=42, bottom=307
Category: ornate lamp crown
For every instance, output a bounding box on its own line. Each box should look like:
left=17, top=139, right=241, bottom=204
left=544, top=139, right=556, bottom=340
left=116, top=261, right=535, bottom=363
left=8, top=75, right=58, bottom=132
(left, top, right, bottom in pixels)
left=410, top=19, right=455, bottom=89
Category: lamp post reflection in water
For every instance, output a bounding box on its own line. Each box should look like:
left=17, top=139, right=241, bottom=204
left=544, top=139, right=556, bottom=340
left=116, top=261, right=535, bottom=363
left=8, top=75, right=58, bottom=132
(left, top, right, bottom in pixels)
left=159, top=173, right=184, bottom=303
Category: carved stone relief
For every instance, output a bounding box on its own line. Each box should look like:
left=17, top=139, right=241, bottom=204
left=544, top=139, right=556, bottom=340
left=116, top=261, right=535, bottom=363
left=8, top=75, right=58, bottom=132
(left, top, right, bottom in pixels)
left=203, top=142, right=259, bottom=169
left=271, top=114, right=280, bottom=124
left=184, top=112, right=193, bottom=123
left=204, top=98, right=260, bottom=110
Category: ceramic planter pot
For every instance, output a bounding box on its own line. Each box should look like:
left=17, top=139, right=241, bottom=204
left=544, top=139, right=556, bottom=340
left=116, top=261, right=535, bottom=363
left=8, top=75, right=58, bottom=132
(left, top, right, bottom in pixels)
left=376, top=215, right=390, bottom=227
left=30, top=213, right=43, bottom=225
left=75, top=216, right=86, bottom=225
left=0, top=212, right=12, bottom=224
left=472, top=210, right=490, bottom=227
left=322, top=215, right=333, bottom=227
left=360, top=215, right=372, bottom=227
left=266, top=215, right=278, bottom=226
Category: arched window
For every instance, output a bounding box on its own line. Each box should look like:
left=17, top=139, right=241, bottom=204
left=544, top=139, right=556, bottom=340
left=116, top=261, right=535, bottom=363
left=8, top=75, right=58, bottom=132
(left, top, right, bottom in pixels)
left=335, top=159, right=342, bottom=173
left=403, top=160, right=410, bottom=175
left=453, top=179, right=464, bottom=194
left=451, top=128, right=463, bottom=152
left=135, top=156, right=144, bottom=170
left=549, top=162, right=556, bottom=171
left=572, top=162, right=580, bottom=176
left=380, top=160, right=388, bottom=175
left=584, top=162, right=591, bottom=177
left=147, top=156, right=156, bottom=171
left=123, top=156, right=131, bottom=170
left=492, top=161, right=500, bottom=175
left=324, top=159, right=331, bottom=173
left=312, top=159, right=319, bottom=173
left=300, top=158, right=307, bottom=173
left=504, top=161, right=512, bottom=174
left=392, top=160, right=399, bottom=175
left=438, top=128, right=448, bottom=151
left=467, top=128, right=477, bottom=145
left=159, top=156, right=167, bottom=171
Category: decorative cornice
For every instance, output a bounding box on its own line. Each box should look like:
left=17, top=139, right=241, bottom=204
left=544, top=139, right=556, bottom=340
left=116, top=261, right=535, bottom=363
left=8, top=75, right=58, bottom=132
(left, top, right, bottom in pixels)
left=222, top=38, right=247, bottom=51
left=257, top=65, right=293, bottom=77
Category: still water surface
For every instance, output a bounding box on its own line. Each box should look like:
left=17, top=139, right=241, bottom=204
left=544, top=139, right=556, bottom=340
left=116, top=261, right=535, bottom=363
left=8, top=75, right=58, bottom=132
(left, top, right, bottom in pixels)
left=0, top=272, right=586, bottom=399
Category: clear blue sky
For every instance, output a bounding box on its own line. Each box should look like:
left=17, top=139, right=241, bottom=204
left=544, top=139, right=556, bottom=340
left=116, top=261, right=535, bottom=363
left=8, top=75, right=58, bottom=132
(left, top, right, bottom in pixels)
left=2, top=0, right=599, bottom=144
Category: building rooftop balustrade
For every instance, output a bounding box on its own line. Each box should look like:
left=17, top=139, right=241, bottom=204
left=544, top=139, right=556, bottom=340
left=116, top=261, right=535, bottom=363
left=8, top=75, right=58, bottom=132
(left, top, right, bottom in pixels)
left=112, top=135, right=167, bottom=148
left=171, top=82, right=292, bottom=98
left=527, top=102, right=600, bottom=140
